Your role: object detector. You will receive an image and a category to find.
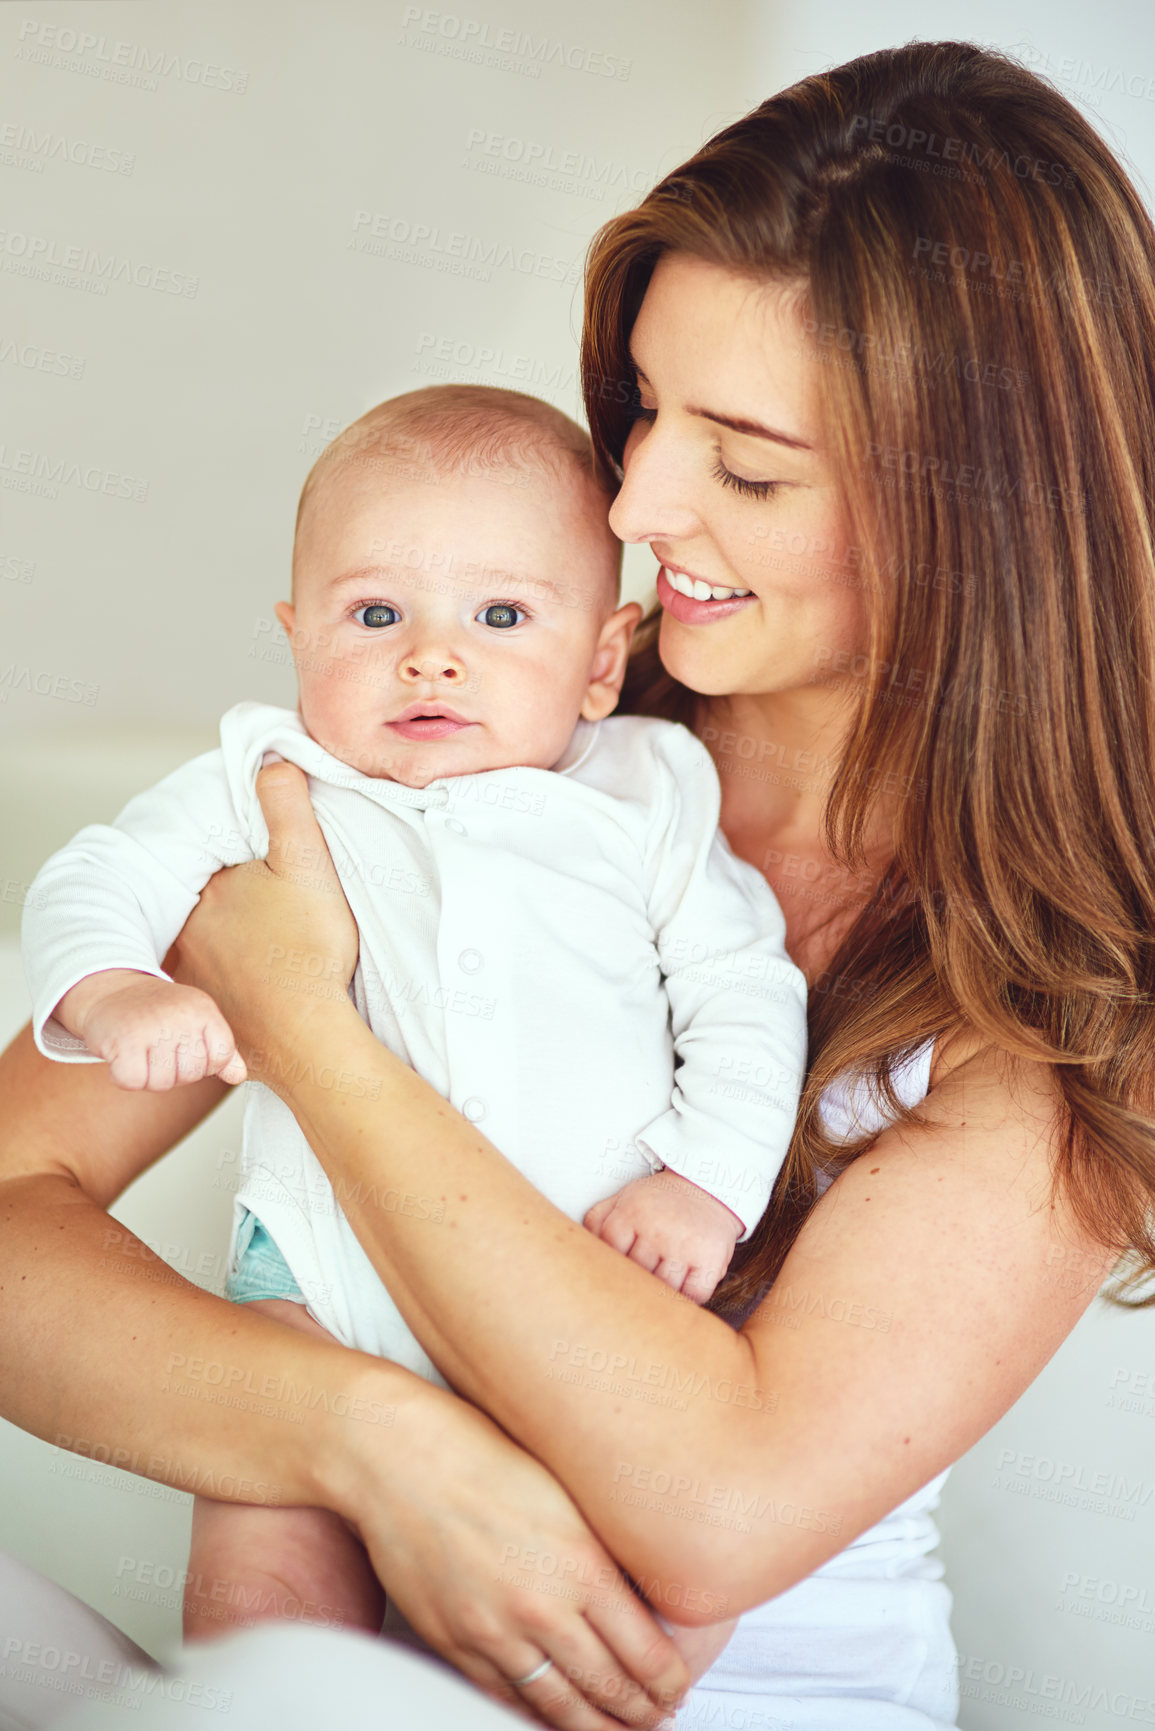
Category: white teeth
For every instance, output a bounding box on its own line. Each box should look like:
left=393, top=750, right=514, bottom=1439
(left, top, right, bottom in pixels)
left=664, top=567, right=752, bottom=602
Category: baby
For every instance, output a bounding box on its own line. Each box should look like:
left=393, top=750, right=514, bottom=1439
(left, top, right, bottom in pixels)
left=23, top=385, right=806, bottom=1656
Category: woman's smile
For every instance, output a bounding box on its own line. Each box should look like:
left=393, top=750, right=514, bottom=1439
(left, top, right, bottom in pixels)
left=656, top=564, right=757, bottom=625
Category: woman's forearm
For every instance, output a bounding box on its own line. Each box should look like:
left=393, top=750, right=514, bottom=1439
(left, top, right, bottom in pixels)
left=255, top=1003, right=790, bottom=1608
left=0, top=1027, right=695, bottom=1720
left=0, top=1168, right=426, bottom=1515
left=0, top=1026, right=437, bottom=1534
left=274, top=1007, right=749, bottom=1388
left=261, top=1000, right=1119, bottom=1621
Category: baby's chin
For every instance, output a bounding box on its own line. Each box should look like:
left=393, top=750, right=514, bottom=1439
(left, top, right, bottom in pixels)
left=305, top=726, right=565, bottom=787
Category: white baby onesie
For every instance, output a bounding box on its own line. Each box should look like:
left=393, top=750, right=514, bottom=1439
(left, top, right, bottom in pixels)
left=23, top=703, right=807, bottom=1387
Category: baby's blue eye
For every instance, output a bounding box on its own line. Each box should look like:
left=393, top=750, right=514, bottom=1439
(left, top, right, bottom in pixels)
left=478, top=603, right=524, bottom=629
left=355, top=604, right=398, bottom=628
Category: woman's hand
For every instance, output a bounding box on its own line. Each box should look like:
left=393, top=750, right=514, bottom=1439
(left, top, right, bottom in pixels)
left=333, top=1379, right=690, bottom=1730
left=169, top=761, right=360, bottom=1060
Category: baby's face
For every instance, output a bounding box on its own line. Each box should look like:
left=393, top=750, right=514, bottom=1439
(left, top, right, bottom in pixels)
left=278, top=458, right=628, bottom=787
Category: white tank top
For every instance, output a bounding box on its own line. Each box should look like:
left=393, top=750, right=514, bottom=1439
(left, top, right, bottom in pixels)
left=809, top=1037, right=949, bottom=1572
left=684, top=1038, right=959, bottom=1728
left=812, top=1037, right=948, bottom=1574
left=817, top=1037, right=936, bottom=1164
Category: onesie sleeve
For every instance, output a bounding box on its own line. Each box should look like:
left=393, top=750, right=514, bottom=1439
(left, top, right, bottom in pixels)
left=633, top=722, right=808, bottom=1240
left=21, top=749, right=256, bottom=1062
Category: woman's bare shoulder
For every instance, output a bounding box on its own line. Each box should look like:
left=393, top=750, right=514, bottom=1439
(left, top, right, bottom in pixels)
left=796, top=1030, right=1121, bottom=1360
left=725, top=1033, right=1122, bottom=1591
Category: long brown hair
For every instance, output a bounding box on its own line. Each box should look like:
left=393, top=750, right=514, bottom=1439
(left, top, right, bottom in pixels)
left=581, top=41, right=1155, bottom=1312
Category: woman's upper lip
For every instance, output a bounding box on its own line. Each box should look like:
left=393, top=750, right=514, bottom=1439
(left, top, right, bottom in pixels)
left=657, top=557, right=704, bottom=581
left=657, top=557, right=729, bottom=588
left=389, top=702, right=472, bottom=725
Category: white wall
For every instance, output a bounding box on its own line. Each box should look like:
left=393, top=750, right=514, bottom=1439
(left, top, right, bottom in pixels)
left=0, top=0, right=759, bottom=927
left=5, top=1, right=1155, bottom=1722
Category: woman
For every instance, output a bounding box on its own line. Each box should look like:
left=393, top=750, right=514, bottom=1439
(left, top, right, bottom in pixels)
left=2, top=39, right=1152, bottom=1730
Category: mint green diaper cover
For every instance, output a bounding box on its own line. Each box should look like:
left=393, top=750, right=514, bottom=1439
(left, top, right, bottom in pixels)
left=225, top=1208, right=305, bottom=1305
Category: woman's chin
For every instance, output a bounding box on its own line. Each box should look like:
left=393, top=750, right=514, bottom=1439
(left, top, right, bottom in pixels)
left=657, top=618, right=757, bottom=697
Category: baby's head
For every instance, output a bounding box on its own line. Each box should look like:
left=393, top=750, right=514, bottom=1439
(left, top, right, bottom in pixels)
left=276, top=384, right=639, bottom=788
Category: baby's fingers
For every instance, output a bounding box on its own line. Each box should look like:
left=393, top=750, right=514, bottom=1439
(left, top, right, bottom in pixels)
left=205, top=1025, right=247, bottom=1085
left=104, top=1036, right=152, bottom=1093
left=157, top=1022, right=223, bottom=1089
left=650, top=1255, right=692, bottom=1295
left=679, top=1262, right=726, bottom=1306
left=583, top=1197, right=614, bottom=1237
left=111, top=1028, right=184, bottom=1091
left=623, top=1235, right=661, bottom=1276
left=176, top=1028, right=221, bottom=1087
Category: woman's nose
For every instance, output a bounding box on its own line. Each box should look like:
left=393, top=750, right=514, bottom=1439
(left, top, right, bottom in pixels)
left=608, top=423, right=700, bottom=547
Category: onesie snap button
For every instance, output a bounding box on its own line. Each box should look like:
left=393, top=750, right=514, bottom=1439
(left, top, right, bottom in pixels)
left=458, top=948, right=484, bottom=974
left=446, top=818, right=468, bottom=836
left=461, top=1096, right=486, bottom=1122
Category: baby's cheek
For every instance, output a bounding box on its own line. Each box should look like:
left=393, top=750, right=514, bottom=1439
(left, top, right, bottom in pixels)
left=296, top=662, right=375, bottom=761
left=501, top=659, right=588, bottom=765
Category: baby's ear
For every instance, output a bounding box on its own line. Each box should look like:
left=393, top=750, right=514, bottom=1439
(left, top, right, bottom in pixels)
left=580, top=601, right=644, bottom=722
left=274, top=601, right=295, bottom=637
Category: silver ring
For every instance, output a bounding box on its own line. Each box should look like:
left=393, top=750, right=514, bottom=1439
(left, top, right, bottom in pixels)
left=510, top=1657, right=554, bottom=1688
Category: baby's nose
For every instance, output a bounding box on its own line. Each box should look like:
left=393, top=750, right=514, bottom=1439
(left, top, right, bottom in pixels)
left=401, top=654, right=465, bottom=682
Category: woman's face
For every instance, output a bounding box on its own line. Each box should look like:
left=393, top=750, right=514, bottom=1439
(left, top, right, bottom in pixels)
left=609, top=252, right=868, bottom=701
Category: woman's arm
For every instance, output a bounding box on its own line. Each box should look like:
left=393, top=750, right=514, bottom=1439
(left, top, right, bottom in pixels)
left=0, top=1021, right=689, bottom=1723
left=179, top=764, right=1122, bottom=1625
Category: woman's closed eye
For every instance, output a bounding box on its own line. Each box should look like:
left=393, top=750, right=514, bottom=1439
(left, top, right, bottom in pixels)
left=628, top=403, right=781, bottom=501
left=711, top=458, right=781, bottom=501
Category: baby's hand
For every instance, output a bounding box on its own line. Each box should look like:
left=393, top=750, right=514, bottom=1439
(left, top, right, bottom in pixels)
left=55, top=969, right=247, bottom=1092
left=583, top=1170, right=743, bottom=1304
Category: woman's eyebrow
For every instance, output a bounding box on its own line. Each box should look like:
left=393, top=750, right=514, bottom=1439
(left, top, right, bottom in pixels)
left=689, top=407, right=813, bottom=452
left=631, top=358, right=813, bottom=452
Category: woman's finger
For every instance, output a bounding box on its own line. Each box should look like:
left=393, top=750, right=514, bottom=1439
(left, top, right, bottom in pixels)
left=254, top=761, right=336, bottom=888
left=515, top=1617, right=680, bottom=1730
left=516, top=1666, right=674, bottom=1731
left=429, top=1602, right=676, bottom=1731
left=582, top=1590, right=689, bottom=1720
left=435, top=1648, right=539, bottom=1725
